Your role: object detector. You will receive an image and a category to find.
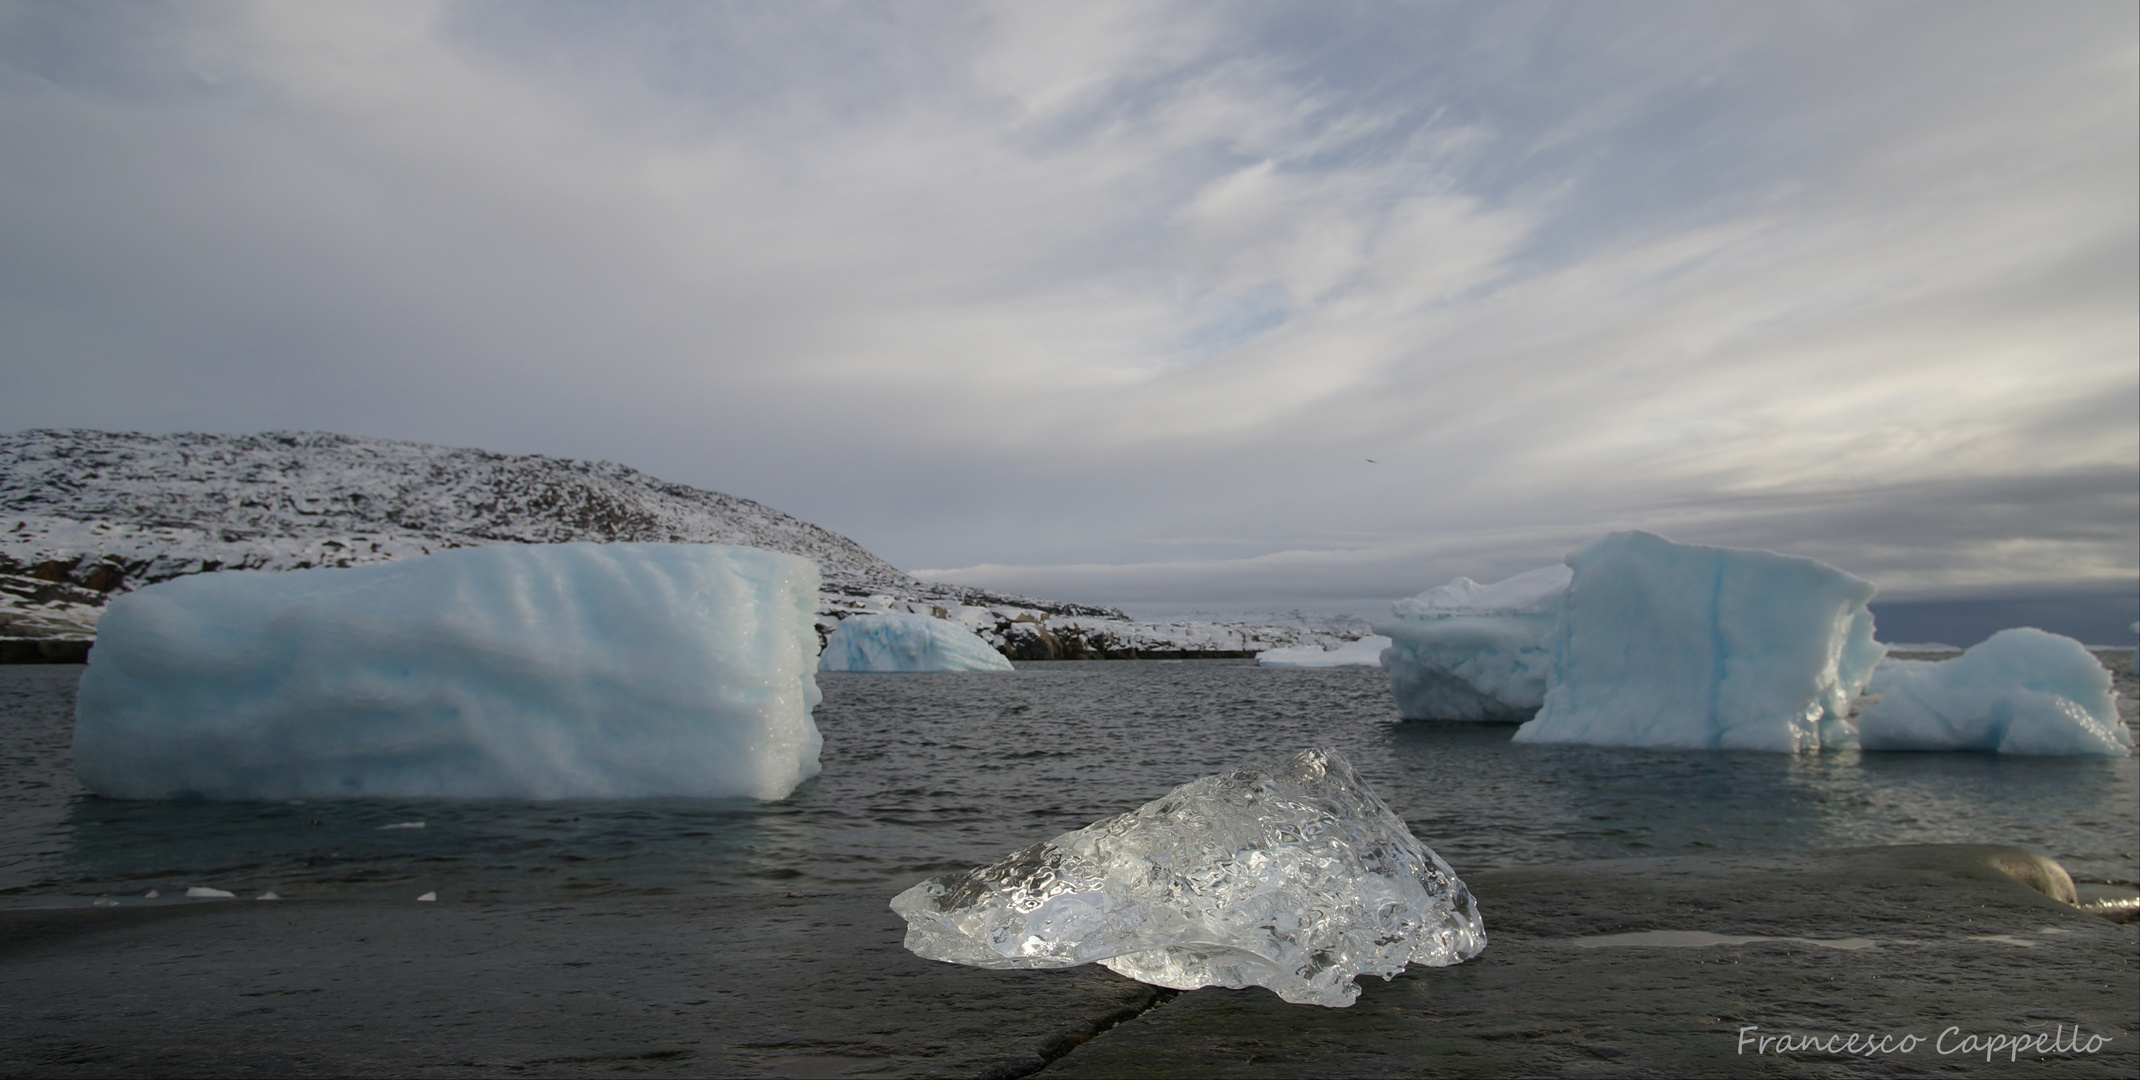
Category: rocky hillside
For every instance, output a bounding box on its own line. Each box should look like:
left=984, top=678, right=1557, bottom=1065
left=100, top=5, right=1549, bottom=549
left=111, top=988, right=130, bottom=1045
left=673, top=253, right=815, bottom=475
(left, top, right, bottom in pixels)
left=2, top=429, right=1352, bottom=659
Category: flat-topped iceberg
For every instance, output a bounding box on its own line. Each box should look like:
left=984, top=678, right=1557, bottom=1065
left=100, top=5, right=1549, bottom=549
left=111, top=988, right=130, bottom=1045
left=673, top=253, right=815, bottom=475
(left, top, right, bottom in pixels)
left=1857, top=628, right=2131, bottom=756
left=1256, top=636, right=1391, bottom=668
left=1373, top=565, right=1569, bottom=720
left=890, top=748, right=1485, bottom=1007
left=74, top=542, right=825, bottom=800
left=1513, top=531, right=1883, bottom=752
left=818, top=612, right=1013, bottom=672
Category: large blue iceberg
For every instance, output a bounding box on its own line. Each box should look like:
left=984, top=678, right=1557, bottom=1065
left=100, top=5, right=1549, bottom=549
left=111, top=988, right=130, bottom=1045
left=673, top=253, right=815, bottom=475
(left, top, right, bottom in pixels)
left=1857, top=629, right=2131, bottom=756
left=818, top=612, right=1014, bottom=672
left=1512, top=531, right=1884, bottom=752
left=1372, top=566, right=1570, bottom=720
left=74, top=542, right=825, bottom=800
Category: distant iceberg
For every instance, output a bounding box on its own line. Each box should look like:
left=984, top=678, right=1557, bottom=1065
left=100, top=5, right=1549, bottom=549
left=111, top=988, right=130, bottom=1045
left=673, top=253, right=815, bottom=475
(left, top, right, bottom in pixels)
left=818, top=612, right=1014, bottom=672
left=1857, top=628, right=2131, bottom=756
left=73, top=542, right=825, bottom=800
left=1513, top=531, right=1883, bottom=752
left=1257, top=636, right=1391, bottom=668
left=1373, top=566, right=1569, bottom=720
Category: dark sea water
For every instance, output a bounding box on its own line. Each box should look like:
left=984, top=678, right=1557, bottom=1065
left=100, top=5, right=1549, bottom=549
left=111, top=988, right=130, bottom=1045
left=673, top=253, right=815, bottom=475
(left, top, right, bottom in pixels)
left=3, top=659, right=2136, bottom=906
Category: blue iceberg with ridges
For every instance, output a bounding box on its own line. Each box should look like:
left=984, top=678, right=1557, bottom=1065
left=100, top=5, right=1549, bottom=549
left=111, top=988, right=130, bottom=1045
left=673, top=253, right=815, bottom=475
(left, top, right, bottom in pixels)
left=818, top=612, right=1014, bottom=672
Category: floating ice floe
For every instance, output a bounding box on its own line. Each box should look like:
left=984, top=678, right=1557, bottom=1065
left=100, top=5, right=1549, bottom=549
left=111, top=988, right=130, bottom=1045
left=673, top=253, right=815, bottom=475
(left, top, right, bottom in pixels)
left=73, top=542, right=825, bottom=801
left=818, top=612, right=1014, bottom=672
left=1513, top=531, right=1883, bottom=752
left=1255, top=636, right=1391, bottom=668
left=186, top=886, right=235, bottom=899
left=1856, top=628, right=2131, bottom=756
left=1373, top=566, right=1570, bottom=719
left=890, top=748, right=1485, bottom=1007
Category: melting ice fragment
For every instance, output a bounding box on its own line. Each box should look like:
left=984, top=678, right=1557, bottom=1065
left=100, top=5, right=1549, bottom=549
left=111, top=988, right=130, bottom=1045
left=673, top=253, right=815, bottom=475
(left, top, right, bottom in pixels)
left=890, top=748, right=1485, bottom=1007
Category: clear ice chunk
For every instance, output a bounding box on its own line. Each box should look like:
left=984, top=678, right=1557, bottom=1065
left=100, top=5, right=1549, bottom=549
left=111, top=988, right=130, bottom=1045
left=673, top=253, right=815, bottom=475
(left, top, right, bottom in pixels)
left=888, top=748, right=1485, bottom=1007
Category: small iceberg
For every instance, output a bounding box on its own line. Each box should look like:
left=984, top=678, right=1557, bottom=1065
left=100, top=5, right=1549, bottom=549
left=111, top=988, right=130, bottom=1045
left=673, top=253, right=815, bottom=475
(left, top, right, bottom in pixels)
left=1374, top=566, right=1569, bottom=720
left=186, top=886, right=235, bottom=899
left=1857, top=628, right=2131, bottom=756
left=890, top=748, right=1484, bottom=1007
left=1256, top=636, right=1390, bottom=668
left=818, top=613, right=1014, bottom=672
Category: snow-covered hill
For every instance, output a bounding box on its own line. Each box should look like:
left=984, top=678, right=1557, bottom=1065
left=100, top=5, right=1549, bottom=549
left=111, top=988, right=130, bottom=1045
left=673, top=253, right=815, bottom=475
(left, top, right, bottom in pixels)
left=2, top=430, right=1355, bottom=658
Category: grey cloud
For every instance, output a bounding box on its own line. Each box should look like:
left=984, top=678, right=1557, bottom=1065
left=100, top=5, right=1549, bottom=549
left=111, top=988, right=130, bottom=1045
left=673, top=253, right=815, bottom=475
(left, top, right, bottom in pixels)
left=1, top=1, right=2132, bottom=612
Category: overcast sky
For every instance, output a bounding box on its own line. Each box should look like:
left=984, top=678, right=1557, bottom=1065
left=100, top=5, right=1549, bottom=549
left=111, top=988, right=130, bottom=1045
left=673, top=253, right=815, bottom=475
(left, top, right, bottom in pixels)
left=3, top=1, right=2135, bottom=616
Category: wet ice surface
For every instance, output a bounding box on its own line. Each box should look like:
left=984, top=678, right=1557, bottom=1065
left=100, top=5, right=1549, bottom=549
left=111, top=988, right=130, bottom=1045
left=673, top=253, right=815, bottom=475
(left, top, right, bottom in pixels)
left=891, top=749, right=1484, bottom=1007
left=3, top=659, right=2137, bottom=903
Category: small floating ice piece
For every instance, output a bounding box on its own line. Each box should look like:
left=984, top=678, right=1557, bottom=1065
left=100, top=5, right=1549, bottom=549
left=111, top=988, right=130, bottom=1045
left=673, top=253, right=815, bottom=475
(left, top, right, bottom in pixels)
left=416, top=891, right=437, bottom=902
left=890, top=748, right=1484, bottom=1007
left=92, top=897, right=119, bottom=907
left=378, top=821, right=425, bottom=830
left=256, top=891, right=281, bottom=900
left=186, top=886, right=235, bottom=899
left=142, top=889, right=160, bottom=899
left=1255, top=636, right=1391, bottom=668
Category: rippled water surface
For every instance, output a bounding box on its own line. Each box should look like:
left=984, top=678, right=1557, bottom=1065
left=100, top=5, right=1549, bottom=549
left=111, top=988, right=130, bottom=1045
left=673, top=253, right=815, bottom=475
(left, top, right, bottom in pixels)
left=4, top=660, right=2136, bottom=904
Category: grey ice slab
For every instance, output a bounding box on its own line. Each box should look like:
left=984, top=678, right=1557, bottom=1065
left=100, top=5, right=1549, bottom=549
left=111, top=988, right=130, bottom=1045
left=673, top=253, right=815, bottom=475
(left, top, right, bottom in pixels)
left=0, top=892, right=1153, bottom=1079
left=1043, top=845, right=2138, bottom=1078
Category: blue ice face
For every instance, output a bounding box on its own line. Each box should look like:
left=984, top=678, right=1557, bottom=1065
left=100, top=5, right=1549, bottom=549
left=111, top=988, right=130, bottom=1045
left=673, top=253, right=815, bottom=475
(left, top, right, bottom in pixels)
left=1512, top=530, right=1883, bottom=752
left=818, top=613, right=1014, bottom=673
left=72, top=542, right=827, bottom=801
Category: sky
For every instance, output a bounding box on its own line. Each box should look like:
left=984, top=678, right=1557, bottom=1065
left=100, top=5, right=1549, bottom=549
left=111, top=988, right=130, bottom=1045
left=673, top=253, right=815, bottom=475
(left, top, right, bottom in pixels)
left=2, top=1, right=2135, bottom=633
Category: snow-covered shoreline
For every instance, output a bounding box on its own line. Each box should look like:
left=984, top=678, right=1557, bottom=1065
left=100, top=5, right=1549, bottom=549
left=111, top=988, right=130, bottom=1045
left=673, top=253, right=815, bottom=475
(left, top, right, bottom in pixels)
left=2, top=429, right=1361, bottom=659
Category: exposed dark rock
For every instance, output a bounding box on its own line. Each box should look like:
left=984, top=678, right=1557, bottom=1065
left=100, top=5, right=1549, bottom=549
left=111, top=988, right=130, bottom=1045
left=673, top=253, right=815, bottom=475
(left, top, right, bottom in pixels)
left=0, top=639, right=90, bottom=664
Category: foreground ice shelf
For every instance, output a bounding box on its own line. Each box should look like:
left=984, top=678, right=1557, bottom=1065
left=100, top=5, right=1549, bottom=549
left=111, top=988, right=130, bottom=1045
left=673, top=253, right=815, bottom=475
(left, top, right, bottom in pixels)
left=1373, top=565, right=1570, bottom=719
left=73, top=542, right=825, bottom=800
left=890, top=748, right=1485, bottom=1007
left=1857, top=628, right=2131, bottom=756
left=1513, top=531, right=1884, bottom=752
left=817, top=612, right=1014, bottom=672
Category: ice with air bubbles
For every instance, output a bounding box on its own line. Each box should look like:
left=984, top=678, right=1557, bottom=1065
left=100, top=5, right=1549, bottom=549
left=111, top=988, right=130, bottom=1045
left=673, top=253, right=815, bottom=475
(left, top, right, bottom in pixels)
left=889, top=748, right=1485, bottom=1007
